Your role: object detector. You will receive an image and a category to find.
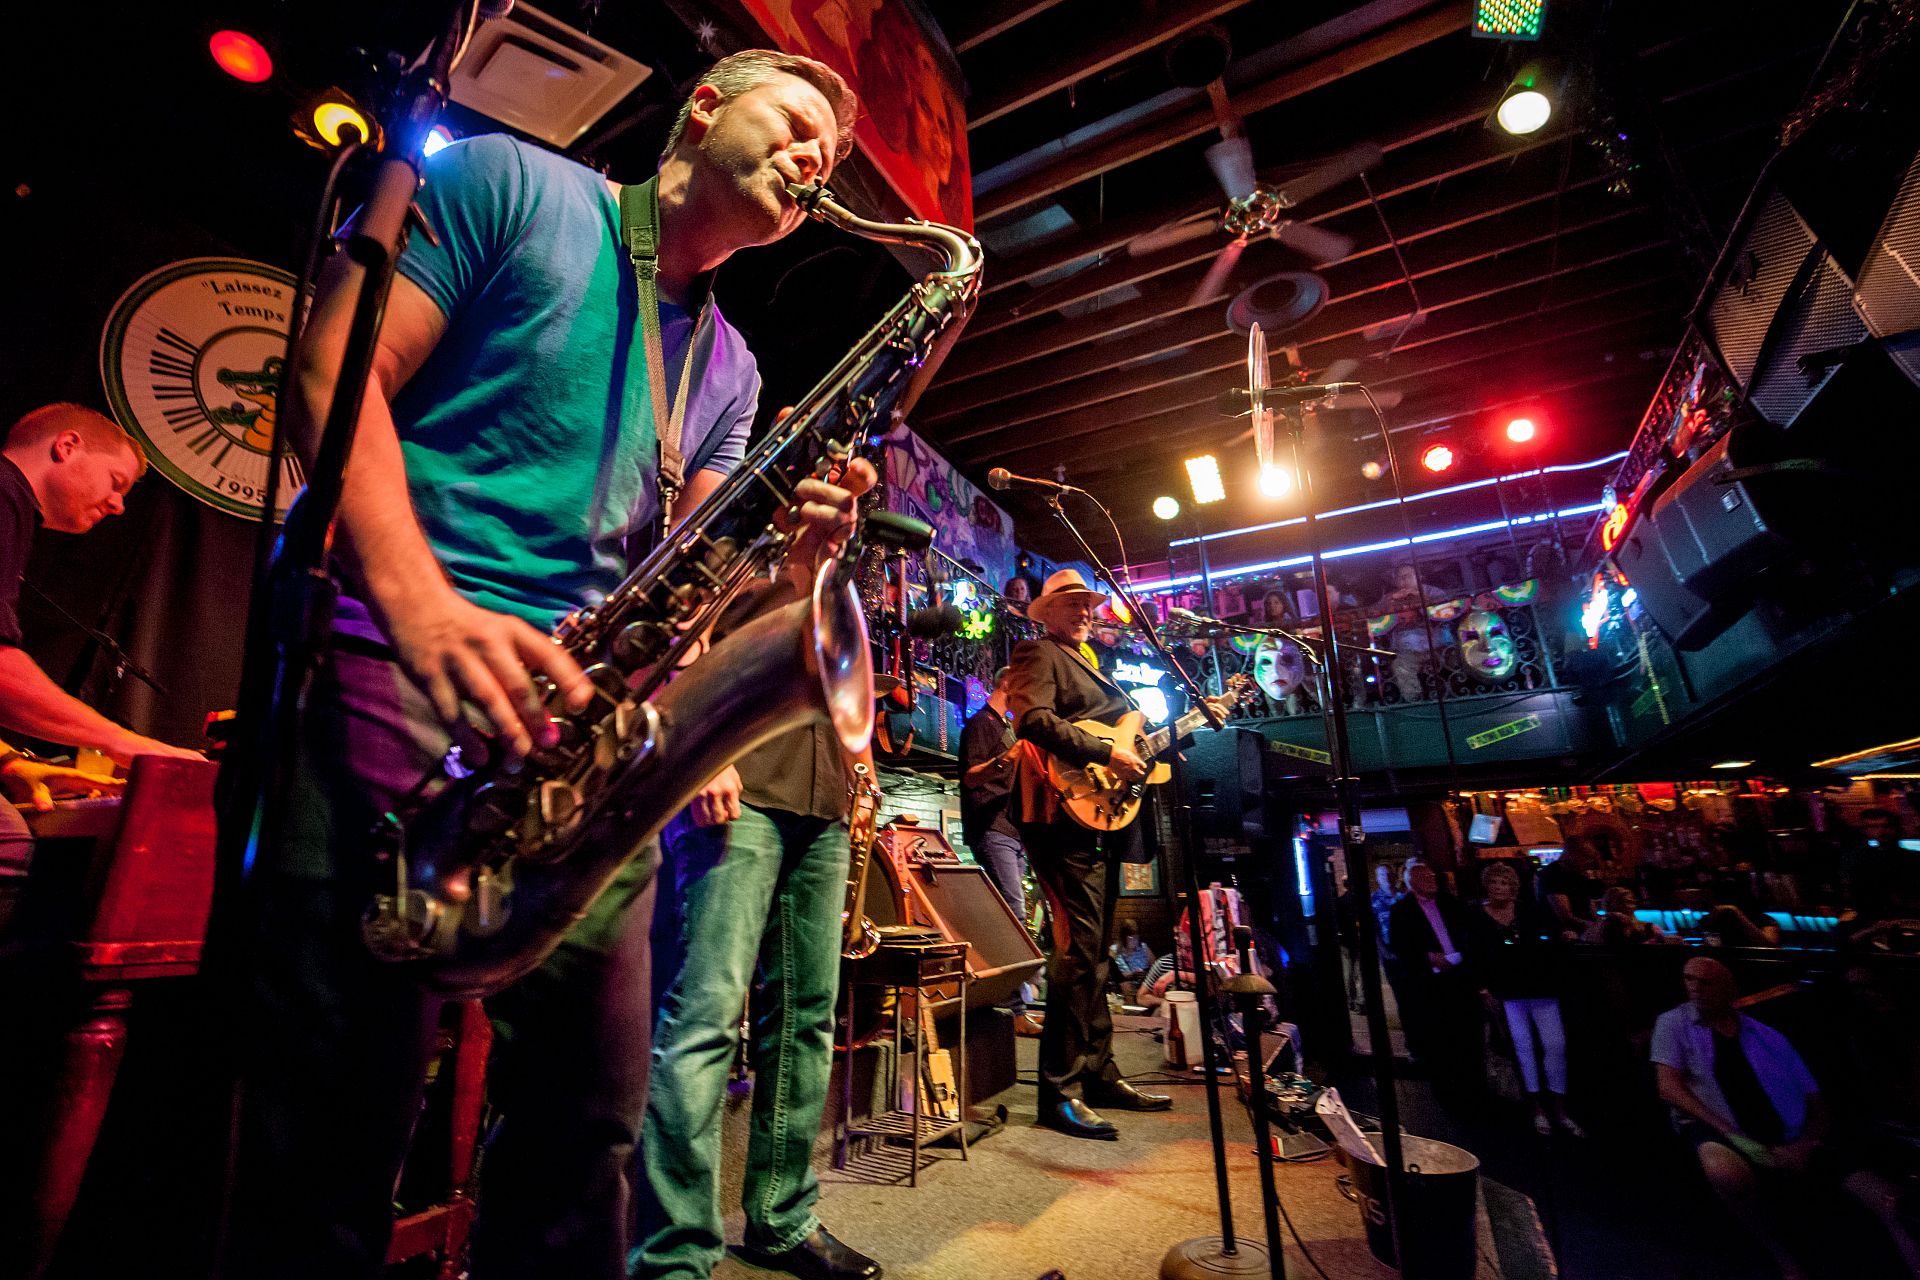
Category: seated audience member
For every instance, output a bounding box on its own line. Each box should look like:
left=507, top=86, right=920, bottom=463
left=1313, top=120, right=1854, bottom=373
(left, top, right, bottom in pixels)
left=1701, top=903, right=1781, bottom=948
left=1135, top=953, right=1176, bottom=1010
left=1652, top=957, right=1920, bottom=1280
left=1109, top=920, right=1153, bottom=1004
left=1584, top=886, right=1672, bottom=945
left=1471, top=862, right=1582, bottom=1136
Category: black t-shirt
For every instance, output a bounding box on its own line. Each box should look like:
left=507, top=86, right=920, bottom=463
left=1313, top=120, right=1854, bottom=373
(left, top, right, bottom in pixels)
left=1539, top=861, right=1600, bottom=922
left=0, top=458, right=40, bottom=647
left=959, top=703, right=1018, bottom=846
left=1712, top=1027, right=1785, bottom=1145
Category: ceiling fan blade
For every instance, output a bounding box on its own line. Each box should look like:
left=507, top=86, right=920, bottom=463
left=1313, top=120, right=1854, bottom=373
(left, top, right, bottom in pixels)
left=1204, top=135, right=1258, bottom=203
left=1273, top=220, right=1354, bottom=264
left=1187, top=238, right=1246, bottom=307
left=1324, top=387, right=1403, bottom=411
left=1128, top=217, right=1222, bottom=257
left=1271, top=142, right=1385, bottom=209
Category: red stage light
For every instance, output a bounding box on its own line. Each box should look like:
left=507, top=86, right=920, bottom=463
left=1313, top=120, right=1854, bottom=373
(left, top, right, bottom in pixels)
left=1505, top=417, right=1536, bottom=443
left=1420, top=443, right=1456, bottom=473
left=210, top=30, right=273, bottom=83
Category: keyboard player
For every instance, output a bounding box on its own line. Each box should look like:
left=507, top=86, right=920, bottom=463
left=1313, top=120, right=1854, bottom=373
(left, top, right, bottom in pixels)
left=0, top=404, right=199, bottom=767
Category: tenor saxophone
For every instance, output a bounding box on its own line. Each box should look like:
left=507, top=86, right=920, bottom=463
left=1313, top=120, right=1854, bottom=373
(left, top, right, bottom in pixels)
left=361, top=184, right=984, bottom=997
left=841, top=761, right=882, bottom=959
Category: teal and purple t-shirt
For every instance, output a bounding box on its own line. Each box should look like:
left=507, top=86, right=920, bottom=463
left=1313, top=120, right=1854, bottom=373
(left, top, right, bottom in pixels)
left=341, top=133, right=758, bottom=634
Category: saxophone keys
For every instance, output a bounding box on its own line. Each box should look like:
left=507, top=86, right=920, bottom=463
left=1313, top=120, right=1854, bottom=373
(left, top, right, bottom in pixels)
left=468, top=866, right=511, bottom=937
left=537, top=779, right=584, bottom=829
left=467, top=781, right=528, bottom=837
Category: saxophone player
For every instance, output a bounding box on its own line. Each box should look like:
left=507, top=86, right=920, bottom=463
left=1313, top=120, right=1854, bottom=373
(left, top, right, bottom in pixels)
left=226, top=50, right=870, bottom=1279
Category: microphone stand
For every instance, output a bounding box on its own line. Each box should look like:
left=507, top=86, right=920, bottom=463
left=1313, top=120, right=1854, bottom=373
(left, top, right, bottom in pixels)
left=205, top=5, right=478, bottom=1271
left=1040, top=492, right=1274, bottom=1280
left=1274, top=406, right=1415, bottom=1276
left=21, top=579, right=170, bottom=700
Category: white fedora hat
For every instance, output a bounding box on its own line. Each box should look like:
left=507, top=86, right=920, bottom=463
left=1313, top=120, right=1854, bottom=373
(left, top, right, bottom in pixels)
left=1027, top=568, right=1108, bottom=624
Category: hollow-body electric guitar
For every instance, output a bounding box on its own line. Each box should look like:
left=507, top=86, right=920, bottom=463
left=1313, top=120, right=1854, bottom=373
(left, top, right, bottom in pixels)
left=1044, top=674, right=1252, bottom=831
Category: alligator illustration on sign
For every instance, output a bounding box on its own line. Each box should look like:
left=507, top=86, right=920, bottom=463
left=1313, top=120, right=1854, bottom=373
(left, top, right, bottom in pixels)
left=208, top=355, right=283, bottom=450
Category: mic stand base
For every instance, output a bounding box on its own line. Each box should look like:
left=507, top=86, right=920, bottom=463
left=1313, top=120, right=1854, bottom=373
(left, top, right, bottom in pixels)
left=1160, top=1237, right=1273, bottom=1280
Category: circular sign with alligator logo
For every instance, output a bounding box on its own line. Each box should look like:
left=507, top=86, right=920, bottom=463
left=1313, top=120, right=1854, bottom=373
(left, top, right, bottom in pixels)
left=99, top=257, right=305, bottom=521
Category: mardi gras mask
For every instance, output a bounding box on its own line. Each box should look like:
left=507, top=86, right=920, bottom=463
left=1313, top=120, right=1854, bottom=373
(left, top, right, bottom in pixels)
left=1458, top=609, right=1517, bottom=681
left=1254, top=640, right=1307, bottom=699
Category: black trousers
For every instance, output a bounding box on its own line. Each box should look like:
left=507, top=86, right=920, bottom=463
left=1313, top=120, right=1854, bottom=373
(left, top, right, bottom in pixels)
left=1020, top=818, right=1126, bottom=1108
left=222, top=649, right=656, bottom=1280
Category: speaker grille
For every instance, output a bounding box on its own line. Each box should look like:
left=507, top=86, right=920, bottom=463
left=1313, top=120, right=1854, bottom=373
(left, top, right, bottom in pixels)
left=1707, top=192, right=1820, bottom=389
left=1854, top=149, right=1920, bottom=387
left=1747, top=249, right=1867, bottom=428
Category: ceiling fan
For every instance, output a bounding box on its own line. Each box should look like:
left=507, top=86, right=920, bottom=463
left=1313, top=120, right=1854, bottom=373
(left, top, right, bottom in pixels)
left=1129, top=128, right=1384, bottom=308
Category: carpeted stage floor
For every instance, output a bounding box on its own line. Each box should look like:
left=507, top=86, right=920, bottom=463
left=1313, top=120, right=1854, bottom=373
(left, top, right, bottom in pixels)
left=706, top=1015, right=1518, bottom=1280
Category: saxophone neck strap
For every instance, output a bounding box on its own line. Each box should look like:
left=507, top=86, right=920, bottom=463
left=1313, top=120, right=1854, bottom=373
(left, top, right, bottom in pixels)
left=620, top=175, right=711, bottom=539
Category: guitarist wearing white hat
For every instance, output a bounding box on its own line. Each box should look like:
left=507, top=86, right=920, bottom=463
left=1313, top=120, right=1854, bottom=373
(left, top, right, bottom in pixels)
left=1004, top=569, right=1176, bottom=1140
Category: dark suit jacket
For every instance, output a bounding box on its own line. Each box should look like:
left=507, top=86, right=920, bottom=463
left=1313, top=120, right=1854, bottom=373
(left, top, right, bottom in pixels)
left=1386, top=892, right=1477, bottom=976
left=1005, top=635, right=1144, bottom=856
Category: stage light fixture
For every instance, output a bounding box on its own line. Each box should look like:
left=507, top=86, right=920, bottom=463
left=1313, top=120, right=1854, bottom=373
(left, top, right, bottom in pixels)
left=295, top=91, right=380, bottom=151
left=423, top=124, right=456, bottom=157
left=1153, top=495, right=1182, bottom=521
left=1473, top=0, right=1546, bottom=40
left=1495, top=66, right=1553, bottom=135
left=1184, top=455, right=1225, bottom=505
left=209, top=30, right=273, bottom=83
left=1505, top=417, right=1536, bottom=443
left=1257, top=465, right=1292, bottom=499
left=1710, top=760, right=1754, bottom=770
left=1360, top=460, right=1385, bottom=481
left=1420, top=442, right=1457, bottom=473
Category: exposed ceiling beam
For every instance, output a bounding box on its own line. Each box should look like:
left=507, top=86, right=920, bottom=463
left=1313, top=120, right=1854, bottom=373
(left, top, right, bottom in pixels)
left=974, top=1, right=1471, bottom=223
left=936, top=160, right=1640, bottom=399
left=979, top=92, right=1496, bottom=297
left=967, top=0, right=1249, bottom=128
left=942, top=266, right=1681, bottom=462
left=946, top=0, right=1072, bottom=54
left=925, top=219, right=1675, bottom=435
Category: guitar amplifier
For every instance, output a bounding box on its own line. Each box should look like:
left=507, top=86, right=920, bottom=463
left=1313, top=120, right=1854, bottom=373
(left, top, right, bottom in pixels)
left=870, top=819, right=1044, bottom=1011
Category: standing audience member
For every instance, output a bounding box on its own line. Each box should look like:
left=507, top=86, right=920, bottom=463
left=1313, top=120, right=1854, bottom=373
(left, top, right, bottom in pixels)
left=1002, top=575, right=1035, bottom=619
left=1372, top=563, right=1445, bottom=703
left=1387, top=859, right=1481, bottom=1097
left=1653, top=957, right=1920, bottom=1280
left=1539, top=839, right=1603, bottom=935
left=1471, top=862, right=1583, bottom=1136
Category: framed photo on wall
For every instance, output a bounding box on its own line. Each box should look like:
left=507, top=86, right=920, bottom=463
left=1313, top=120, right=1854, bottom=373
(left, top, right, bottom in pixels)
left=1120, top=860, right=1158, bottom=896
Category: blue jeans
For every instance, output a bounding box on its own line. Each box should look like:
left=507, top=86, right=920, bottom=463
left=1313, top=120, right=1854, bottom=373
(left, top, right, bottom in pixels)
left=972, top=826, right=1028, bottom=1014
left=631, top=804, right=847, bottom=1279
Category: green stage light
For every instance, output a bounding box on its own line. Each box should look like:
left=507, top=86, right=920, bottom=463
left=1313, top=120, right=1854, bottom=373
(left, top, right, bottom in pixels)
left=1474, top=0, right=1545, bottom=40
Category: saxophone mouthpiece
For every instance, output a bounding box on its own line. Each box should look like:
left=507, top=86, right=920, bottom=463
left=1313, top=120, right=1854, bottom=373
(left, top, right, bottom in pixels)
left=785, top=180, right=829, bottom=213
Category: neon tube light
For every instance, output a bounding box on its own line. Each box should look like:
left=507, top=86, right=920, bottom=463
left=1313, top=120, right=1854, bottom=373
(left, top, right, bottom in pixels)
left=1134, top=503, right=1606, bottom=593
left=1166, top=449, right=1628, bottom=548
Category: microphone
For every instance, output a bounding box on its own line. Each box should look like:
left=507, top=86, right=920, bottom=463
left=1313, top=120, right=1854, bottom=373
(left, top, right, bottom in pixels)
left=987, top=467, right=1078, bottom=493
left=1215, top=383, right=1359, bottom=415
left=1168, top=606, right=1225, bottom=634
left=906, top=603, right=965, bottom=638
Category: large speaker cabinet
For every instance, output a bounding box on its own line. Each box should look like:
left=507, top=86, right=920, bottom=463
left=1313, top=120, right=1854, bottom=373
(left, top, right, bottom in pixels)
left=868, top=820, right=1044, bottom=1011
